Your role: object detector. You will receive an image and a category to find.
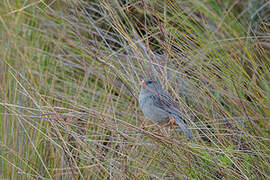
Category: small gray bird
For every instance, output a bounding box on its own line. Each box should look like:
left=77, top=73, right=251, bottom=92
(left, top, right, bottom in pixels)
left=139, top=78, right=193, bottom=139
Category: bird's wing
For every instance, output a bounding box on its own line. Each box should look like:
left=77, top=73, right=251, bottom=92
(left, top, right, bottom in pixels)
left=150, top=93, right=174, bottom=111
left=152, top=93, right=193, bottom=139
left=151, top=92, right=183, bottom=114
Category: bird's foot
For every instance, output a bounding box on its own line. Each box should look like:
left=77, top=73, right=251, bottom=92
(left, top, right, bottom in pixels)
left=169, top=116, right=177, bottom=125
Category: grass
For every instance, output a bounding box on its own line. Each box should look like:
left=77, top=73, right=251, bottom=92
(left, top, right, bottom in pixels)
left=1, top=0, right=270, bottom=179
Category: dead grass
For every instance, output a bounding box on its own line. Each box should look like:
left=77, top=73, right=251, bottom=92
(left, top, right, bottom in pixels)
left=0, top=0, right=270, bottom=179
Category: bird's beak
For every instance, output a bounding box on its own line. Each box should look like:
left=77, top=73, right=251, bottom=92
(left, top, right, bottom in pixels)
left=141, top=80, right=146, bottom=87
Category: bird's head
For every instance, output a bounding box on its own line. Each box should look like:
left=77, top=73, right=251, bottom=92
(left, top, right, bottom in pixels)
left=140, top=78, right=163, bottom=94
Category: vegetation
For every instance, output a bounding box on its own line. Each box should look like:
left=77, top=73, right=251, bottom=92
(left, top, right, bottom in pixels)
left=1, top=0, right=270, bottom=179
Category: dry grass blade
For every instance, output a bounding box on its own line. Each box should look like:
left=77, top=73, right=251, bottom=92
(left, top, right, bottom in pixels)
left=0, top=0, right=270, bottom=179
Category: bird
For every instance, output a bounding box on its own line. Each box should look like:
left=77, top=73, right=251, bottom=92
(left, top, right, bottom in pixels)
left=138, top=78, right=193, bottom=139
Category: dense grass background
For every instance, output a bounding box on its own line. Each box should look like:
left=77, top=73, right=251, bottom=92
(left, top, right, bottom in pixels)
left=1, top=0, right=270, bottom=179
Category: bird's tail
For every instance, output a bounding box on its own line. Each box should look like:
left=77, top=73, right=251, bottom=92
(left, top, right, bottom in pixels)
left=172, top=114, right=193, bottom=139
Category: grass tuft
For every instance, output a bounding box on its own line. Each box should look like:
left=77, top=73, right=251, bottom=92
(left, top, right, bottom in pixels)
left=1, top=0, right=270, bottom=179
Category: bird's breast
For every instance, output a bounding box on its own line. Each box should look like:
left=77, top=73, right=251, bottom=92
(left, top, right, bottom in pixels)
left=139, top=94, right=169, bottom=124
